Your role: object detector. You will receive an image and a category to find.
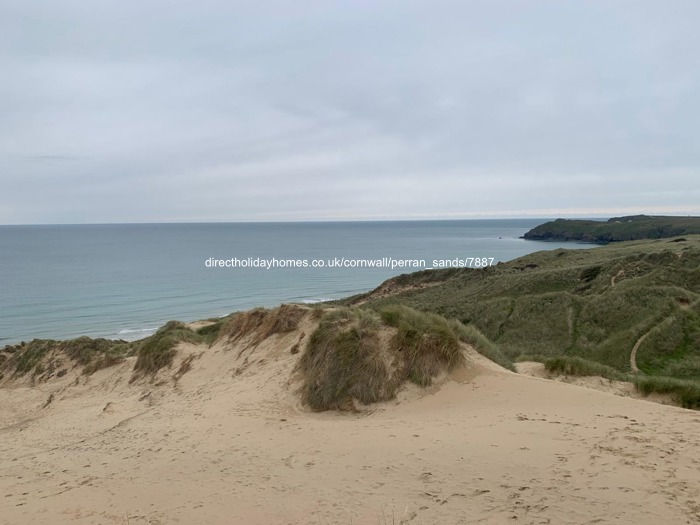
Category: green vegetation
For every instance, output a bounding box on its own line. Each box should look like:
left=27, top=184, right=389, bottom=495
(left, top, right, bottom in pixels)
left=632, top=376, right=700, bottom=409
left=542, top=356, right=700, bottom=408
left=298, top=308, right=388, bottom=410
left=0, top=316, right=227, bottom=383
left=447, top=319, right=516, bottom=372
left=298, top=306, right=466, bottom=411
left=348, top=235, right=700, bottom=408
left=379, top=304, right=464, bottom=387
left=2, top=339, right=57, bottom=377
left=221, top=304, right=305, bottom=346
left=544, top=356, right=627, bottom=381
left=523, top=215, right=700, bottom=244
left=128, top=306, right=301, bottom=381
left=0, top=337, right=132, bottom=380
left=131, top=321, right=216, bottom=380
left=69, top=337, right=132, bottom=375
left=193, top=320, right=225, bottom=342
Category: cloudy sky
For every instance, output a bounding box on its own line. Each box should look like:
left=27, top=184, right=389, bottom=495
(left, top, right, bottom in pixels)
left=1, top=1, right=698, bottom=224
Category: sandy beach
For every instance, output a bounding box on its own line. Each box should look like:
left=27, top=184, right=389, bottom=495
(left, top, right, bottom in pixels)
left=1, top=312, right=699, bottom=525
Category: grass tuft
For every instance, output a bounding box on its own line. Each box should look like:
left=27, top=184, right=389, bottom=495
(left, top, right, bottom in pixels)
left=194, top=321, right=224, bottom=344
left=298, top=306, right=466, bottom=411
left=448, top=320, right=515, bottom=371
left=130, top=321, right=201, bottom=381
left=632, top=376, right=700, bottom=409
left=1, top=337, right=132, bottom=379
left=221, top=304, right=305, bottom=346
left=4, top=340, right=55, bottom=376
left=298, top=308, right=388, bottom=410
left=381, top=305, right=464, bottom=387
left=544, top=356, right=627, bottom=381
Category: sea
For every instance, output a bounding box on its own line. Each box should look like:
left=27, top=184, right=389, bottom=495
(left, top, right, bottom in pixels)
left=0, top=220, right=596, bottom=345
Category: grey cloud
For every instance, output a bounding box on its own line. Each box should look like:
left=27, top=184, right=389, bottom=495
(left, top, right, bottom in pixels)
left=1, top=1, right=699, bottom=223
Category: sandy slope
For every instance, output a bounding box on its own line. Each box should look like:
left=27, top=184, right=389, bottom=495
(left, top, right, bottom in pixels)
left=514, top=361, right=676, bottom=404
left=1, top=318, right=700, bottom=525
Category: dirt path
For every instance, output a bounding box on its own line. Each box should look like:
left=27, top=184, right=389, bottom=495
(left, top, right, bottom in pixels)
left=630, top=330, right=651, bottom=373
left=610, top=269, right=625, bottom=288
left=630, top=315, right=683, bottom=372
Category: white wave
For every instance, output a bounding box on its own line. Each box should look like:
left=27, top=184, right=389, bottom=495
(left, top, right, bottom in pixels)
left=301, top=298, right=333, bottom=304
left=117, top=327, right=158, bottom=335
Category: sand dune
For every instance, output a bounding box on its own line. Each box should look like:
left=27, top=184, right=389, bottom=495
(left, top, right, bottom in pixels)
left=1, top=312, right=699, bottom=524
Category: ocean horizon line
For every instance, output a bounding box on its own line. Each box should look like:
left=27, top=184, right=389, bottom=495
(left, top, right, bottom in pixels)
left=0, top=216, right=614, bottom=228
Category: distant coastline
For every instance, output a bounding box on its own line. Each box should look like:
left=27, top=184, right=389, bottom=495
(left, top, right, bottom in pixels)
left=522, top=215, right=700, bottom=244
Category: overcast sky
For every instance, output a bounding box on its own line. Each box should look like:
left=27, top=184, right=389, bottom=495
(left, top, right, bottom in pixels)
left=1, top=1, right=698, bottom=224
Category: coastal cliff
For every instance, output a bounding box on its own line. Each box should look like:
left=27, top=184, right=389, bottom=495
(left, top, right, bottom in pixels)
left=523, top=215, right=700, bottom=244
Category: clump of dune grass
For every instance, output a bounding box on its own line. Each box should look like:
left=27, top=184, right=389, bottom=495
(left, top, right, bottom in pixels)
left=544, top=356, right=628, bottom=381
left=220, top=304, right=305, bottom=346
left=1, top=337, right=133, bottom=379
left=310, top=306, right=326, bottom=320
left=3, top=340, right=56, bottom=377
left=298, top=308, right=389, bottom=410
left=194, top=320, right=225, bottom=344
left=62, top=337, right=133, bottom=375
left=61, top=337, right=126, bottom=365
left=131, top=321, right=202, bottom=381
left=632, top=376, right=700, bottom=409
left=381, top=305, right=464, bottom=387
left=447, top=319, right=515, bottom=371
left=298, top=306, right=466, bottom=411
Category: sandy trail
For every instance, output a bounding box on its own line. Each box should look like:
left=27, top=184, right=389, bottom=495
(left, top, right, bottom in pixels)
left=630, top=330, right=651, bottom=373
left=2, top=331, right=700, bottom=525
left=610, top=269, right=625, bottom=288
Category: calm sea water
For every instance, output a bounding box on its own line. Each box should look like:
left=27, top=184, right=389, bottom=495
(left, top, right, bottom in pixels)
left=0, top=220, right=595, bottom=345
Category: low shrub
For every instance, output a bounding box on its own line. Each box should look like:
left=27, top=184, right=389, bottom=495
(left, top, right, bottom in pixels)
left=632, top=376, right=700, bottom=409
left=544, top=356, right=627, bottom=381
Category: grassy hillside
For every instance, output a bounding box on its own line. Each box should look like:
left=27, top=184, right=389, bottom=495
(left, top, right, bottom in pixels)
left=347, top=236, right=700, bottom=391
left=523, top=215, right=700, bottom=243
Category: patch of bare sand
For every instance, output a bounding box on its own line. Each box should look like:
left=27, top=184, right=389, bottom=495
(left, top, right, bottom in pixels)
left=1, top=324, right=699, bottom=525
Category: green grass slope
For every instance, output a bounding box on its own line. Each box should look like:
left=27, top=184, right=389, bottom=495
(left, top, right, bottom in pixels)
left=350, top=236, right=700, bottom=400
